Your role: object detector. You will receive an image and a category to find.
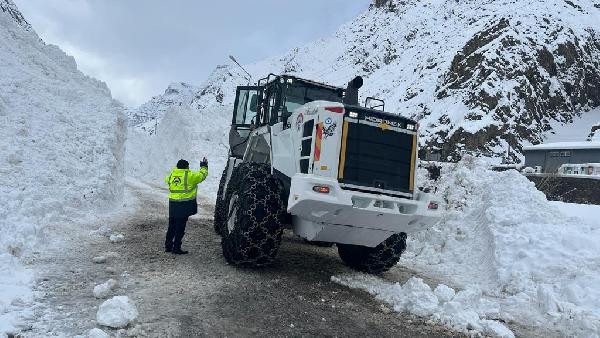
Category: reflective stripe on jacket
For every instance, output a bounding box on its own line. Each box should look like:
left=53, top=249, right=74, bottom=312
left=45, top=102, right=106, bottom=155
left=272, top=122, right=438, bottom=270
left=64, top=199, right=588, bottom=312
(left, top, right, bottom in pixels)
left=165, top=167, right=208, bottom=201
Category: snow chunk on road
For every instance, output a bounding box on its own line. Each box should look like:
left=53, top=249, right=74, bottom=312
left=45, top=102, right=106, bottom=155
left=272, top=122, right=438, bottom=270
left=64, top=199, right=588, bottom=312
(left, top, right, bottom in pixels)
left=93, top=279, right=117, bottom=299
left=90, top=225, right=113, bottom=238
left=96, top=296, right=138, bottom=328
left=332, top=274, right=514, bottom=337
left=109, top=234, right=125, bottom=243
left=87, top=328, right=109, bottom=338
left=92, top=256, right=107, bottom=264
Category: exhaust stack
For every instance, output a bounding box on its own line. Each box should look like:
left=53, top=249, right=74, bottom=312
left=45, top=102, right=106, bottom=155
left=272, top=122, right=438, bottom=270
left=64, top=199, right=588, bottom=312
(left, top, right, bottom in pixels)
left=343, top=76, right=363, bottom=106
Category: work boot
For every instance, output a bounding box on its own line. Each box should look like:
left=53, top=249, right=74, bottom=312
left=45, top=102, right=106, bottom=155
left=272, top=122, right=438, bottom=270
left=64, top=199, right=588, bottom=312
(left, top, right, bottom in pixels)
left=165, top=247, right=172, bottom=253
left=172, top=248, right=188, bottom=255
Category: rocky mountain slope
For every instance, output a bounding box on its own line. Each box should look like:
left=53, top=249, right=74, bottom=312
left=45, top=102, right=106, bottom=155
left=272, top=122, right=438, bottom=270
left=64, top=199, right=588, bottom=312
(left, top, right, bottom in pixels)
left=0, top=0, right=30, bottom=30
left=129, top=0, right=600, bottom=161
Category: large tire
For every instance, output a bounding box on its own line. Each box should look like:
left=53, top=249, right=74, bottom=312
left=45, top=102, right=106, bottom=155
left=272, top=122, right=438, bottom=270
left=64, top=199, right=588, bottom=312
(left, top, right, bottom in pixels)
left=214, top=162, right=255, bottom=236
left=221, top=163, right=285, bottom=267
left=337, top=233, right=407, bottom=274
left=213, top=164, right=229, bottom=236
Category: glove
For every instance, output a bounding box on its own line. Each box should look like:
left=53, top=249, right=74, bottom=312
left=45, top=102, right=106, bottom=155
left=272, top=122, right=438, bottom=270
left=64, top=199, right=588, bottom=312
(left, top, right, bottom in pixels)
left=200, top=157, right=208, bottom=169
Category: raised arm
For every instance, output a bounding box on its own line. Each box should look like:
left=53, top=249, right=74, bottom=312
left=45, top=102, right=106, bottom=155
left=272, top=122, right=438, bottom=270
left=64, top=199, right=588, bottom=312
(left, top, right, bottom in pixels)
left=189, top=166, right=208, bottom=186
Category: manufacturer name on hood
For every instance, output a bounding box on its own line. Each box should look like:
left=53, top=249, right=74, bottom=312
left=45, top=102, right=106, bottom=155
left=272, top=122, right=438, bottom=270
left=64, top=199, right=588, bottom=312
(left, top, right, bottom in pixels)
left=364, top=115, right=402, bottom=128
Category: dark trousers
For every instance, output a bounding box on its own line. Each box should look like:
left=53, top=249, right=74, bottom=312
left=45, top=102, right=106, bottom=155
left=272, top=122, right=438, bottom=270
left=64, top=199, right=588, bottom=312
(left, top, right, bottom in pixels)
left=165, top=217, right=188, bottom=250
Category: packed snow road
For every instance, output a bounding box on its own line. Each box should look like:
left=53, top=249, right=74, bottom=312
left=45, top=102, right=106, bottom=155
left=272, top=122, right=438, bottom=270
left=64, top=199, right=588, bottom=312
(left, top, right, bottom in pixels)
left=22, top=180, right=460, bottom=337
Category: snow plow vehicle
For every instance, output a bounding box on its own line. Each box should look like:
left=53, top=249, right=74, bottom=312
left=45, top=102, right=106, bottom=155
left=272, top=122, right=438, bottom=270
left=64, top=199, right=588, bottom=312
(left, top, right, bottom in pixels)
left=214, top=74, right=440, bottom=273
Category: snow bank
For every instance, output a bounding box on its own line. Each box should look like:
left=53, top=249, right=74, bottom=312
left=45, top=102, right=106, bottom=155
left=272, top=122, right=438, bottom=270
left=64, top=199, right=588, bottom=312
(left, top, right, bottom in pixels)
left=0, top=2, right=126, bottom=251
left=0, top=254, right=33, bottom=334
left=96, top=296, right=138, bottom=328
left=332, top=275, right=514, bottom=337
left=335, top=158, right=600, bottom=336
left=401, top=157, right=600, bottom=336
left=126, top=106, right=229, bottom=199
left=0, top=0, right=126, bottom=334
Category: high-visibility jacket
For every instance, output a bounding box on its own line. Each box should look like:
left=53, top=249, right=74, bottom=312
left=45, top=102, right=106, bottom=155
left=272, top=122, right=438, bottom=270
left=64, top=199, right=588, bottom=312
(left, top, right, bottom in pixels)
left=164, top=167, right=208, bottom=201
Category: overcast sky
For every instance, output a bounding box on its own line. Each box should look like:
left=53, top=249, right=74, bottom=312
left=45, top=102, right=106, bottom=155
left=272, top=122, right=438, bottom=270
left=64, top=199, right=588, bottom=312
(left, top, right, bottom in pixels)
left=14, top=0, right=370, bottom=106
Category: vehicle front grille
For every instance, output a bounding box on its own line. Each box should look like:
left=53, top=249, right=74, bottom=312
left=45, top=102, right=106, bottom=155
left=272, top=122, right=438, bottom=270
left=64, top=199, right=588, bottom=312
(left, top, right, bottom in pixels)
left=338, top=118, right=415, bottom=197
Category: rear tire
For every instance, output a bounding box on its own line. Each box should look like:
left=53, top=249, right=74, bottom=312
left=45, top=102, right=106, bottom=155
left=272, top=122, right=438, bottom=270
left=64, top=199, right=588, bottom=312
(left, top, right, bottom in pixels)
left=221, top=163, right=285, bottom=267
left=337, top=233, right=407, bottom=274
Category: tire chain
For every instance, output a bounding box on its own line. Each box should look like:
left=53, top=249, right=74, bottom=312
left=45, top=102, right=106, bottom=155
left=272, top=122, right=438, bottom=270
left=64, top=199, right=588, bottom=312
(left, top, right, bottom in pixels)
left=222, top=163, right=285, bottom=267
left=337, top=233, right=407, bottom=274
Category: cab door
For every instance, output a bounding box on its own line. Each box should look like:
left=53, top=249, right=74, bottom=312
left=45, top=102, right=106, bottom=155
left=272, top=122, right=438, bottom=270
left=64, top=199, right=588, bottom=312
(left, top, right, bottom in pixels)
left=229, top=86, right=262, bottom=158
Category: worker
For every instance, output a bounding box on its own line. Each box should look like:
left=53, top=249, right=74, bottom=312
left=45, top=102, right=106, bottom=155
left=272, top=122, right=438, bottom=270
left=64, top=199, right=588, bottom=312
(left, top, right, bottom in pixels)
left=164, top=158, right=208, bottom=254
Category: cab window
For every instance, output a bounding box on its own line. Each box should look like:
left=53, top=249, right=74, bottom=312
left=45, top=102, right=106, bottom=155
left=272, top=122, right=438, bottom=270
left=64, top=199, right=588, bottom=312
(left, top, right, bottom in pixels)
left=233, top=87, right=260, bottom=126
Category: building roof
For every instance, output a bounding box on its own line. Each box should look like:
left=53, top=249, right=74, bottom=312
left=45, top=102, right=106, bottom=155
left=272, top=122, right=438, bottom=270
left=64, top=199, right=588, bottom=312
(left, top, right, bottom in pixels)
left=523, top=141, right=600, bottom=151
left=559, top=163, right=600, bottom=167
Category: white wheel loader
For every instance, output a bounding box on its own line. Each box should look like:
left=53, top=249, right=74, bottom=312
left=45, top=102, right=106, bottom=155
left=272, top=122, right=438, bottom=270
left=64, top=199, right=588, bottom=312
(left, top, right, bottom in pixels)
left=214, top=74, right=440, bottom=273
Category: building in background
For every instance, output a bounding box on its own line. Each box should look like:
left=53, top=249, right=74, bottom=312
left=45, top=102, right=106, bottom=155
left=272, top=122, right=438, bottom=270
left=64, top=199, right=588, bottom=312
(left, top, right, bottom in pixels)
left=523, top=142, right=600, bottom=174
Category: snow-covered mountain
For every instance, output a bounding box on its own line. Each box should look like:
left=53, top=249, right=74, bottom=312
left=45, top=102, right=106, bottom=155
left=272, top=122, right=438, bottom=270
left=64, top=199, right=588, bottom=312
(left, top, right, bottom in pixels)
left=132, top=0, right=600, bottom=161
left=0, top=0, right=30, bottom=30
left=0, top=0, right=125, bottom=280
left=126, top=82, right=199, bottom=135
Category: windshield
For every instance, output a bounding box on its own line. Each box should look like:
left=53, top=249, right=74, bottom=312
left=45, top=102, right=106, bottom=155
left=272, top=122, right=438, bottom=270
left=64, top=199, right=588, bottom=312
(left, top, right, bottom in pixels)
left=284, top=83, right=342, bottom=113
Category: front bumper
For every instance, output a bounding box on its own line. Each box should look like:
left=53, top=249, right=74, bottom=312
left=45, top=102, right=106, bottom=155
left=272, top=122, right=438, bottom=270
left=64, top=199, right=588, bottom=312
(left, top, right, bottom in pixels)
left=287, top=174, right=440, bottom=235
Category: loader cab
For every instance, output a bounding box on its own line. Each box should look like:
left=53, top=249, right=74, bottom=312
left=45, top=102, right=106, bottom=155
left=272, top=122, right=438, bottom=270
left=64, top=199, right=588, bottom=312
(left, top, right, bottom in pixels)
left=229, top=75, right=343, bottom=158
left=259, top=75, right=344, bottom=128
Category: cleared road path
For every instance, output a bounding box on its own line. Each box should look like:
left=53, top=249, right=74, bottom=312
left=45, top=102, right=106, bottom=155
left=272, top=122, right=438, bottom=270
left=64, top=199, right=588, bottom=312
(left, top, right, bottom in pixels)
left=24, top=181, right=462, bottom=337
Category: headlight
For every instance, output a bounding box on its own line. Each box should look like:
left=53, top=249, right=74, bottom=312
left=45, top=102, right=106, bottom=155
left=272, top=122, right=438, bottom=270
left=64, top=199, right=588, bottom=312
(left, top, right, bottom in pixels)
left=348, top=111, right=359, bottom=118
left=406, top=124, right=415, bottom=130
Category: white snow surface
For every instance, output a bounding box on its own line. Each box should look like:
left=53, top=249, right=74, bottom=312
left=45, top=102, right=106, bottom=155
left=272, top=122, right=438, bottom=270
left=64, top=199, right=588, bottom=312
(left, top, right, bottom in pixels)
left=590, top=120, right=600, bottom=141
left=546, top=108, right=600, bottom=143
left=398, top=158, right=600, bottom=336
left=126, top=107, right=229, bottom=199
left=0, top=0, right=126, bottom=334
left=0, top=254, right=33, bottom=334
left=127, top=82, right=200, bottom=135
left=332, top=275, right=514, bottom=337
left=96, top=296, right=138, bottom=329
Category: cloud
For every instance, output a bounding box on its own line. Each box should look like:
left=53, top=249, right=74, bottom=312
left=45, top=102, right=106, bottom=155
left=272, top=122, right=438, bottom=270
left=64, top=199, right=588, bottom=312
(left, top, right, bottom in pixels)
left=13, top=0, right=371, bottom=106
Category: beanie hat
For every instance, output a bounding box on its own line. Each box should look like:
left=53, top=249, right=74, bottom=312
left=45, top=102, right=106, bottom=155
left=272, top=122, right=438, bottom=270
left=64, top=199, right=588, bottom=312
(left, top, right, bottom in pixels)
left=176, top=159, right=189, bottom=169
